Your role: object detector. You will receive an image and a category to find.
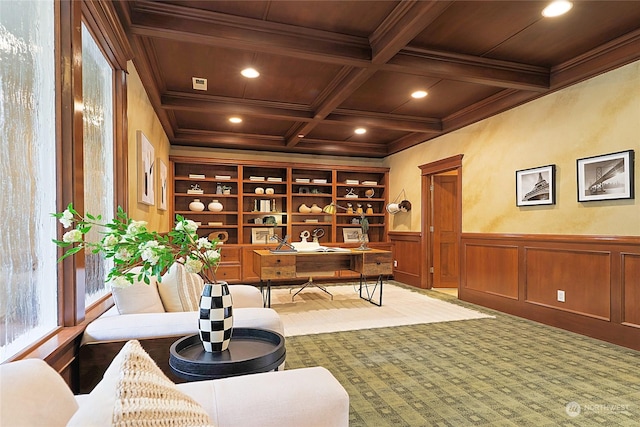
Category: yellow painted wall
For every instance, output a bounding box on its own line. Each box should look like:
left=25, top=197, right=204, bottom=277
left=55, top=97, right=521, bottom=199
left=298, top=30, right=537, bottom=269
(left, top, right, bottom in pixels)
left=126, top=61, right=172, bottom=232
left=385, top=60, right=640, bottom=236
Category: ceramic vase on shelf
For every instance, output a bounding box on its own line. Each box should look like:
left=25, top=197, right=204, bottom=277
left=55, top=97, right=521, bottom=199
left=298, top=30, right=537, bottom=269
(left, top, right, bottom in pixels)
left=189, top=199, right=205, bottom=212
left=208, top=200, right=223, bottom=212
left=298, top=203, right=312, bottom=213
left=198, top=282, right=233, bottom=352
left=310, top=203, right=322, bottom=213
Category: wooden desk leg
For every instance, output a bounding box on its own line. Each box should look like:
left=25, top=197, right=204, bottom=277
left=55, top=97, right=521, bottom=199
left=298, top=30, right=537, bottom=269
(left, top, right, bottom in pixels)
left=359, top=274, right=383, bottom=306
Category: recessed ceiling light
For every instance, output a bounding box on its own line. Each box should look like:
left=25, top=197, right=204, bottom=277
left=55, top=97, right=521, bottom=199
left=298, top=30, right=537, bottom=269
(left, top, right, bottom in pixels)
left=229, top=117, right=242, bottom=124
left=542, top=1, right=573, bottom=17
left=354, top=128, right=366, bottom=135
left=297, top=134, right=305, bottom=138
left=241, top=68, right=260, bottom=78
left=411, top=90, right=428, bottom=99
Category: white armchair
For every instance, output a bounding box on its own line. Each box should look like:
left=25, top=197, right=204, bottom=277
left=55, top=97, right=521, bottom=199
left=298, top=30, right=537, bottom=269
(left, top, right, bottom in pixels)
left=1, top=349, right=349, bottom=427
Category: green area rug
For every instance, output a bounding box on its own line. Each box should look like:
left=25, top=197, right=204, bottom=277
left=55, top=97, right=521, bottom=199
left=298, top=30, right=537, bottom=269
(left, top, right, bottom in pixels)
left=284, top=284, right=640, bottom=426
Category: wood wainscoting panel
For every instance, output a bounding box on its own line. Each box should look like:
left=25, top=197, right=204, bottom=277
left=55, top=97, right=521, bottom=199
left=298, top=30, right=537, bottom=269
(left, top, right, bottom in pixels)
left=388, top=232, right=421, bottom=287
left=524, top=247, right=611, bottom=320
left=461, top=233, right=640, bottom=351
left=622, top=253, right=640, bottom=328
left=463, top=243, right=518, bottom=299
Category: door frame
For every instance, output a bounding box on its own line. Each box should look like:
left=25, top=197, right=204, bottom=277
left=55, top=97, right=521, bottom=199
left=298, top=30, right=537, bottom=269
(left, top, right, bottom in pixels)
left=418, top=154, right=463, bottom=289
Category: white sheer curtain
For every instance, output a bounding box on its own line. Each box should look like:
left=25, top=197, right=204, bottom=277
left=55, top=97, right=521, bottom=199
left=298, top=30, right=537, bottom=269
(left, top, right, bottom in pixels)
left=0, top=1, right=57, bottom=362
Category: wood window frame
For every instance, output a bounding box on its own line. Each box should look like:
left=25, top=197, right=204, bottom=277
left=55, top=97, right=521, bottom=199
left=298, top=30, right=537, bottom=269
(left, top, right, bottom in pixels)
left=13, top=0, right=132, bottom=369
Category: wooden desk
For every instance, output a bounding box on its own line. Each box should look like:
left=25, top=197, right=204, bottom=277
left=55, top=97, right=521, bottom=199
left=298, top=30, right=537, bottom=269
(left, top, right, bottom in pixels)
left=253, top=249, right=393, bottom=307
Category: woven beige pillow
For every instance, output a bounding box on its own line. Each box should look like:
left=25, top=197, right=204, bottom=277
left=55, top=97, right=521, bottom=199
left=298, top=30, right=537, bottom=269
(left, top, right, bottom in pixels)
left=68, top=340, right=214, bottom=427
left=158, top=262, right=204, bottom=312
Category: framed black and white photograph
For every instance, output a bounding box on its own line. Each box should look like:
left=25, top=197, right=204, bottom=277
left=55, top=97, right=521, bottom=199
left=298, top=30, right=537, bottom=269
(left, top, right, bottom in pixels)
left=516, top=165, right=556, bottom=206
left=251, top=227, right=274, bottom=244
left=157, top=158, right=168, bottom=211
left=137, top=131, right=155, bottom=206
left=342, top=227, right=363, bottom=243
left=577, top=150, right=634, bottom=202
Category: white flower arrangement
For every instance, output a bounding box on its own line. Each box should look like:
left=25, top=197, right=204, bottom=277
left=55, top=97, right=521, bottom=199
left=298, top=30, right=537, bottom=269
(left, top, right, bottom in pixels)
left=52, top=204, right=220, bottom=286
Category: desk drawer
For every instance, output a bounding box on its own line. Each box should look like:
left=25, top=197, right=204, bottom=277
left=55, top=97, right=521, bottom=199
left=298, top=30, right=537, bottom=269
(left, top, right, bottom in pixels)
left=261, top=255, right=296, bottom=268
left=356, top=252, right=393, bottom=276
left=260, top=266, right=296, bottom=280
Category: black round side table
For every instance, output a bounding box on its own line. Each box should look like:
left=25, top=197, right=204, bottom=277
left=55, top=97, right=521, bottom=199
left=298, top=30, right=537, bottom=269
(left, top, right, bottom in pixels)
left=169, top=328, right=286, bottom=381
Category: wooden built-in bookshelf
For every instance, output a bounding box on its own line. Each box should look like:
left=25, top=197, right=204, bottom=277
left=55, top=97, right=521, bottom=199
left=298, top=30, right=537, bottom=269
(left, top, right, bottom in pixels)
left=170, top=156, right=390, bottom=283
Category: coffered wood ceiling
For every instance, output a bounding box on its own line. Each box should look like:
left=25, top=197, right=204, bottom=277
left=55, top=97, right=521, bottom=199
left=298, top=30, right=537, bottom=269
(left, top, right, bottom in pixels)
left=114, top=1, right=640, bottom=158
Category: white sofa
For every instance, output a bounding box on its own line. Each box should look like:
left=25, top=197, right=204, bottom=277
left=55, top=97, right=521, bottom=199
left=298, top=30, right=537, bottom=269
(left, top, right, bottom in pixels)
left=78, top=264, right=284, bottom=392
left=1, top=345, right=349, bottom=427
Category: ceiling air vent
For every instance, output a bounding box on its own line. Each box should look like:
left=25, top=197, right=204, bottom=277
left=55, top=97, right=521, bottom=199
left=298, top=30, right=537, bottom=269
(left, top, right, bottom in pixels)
left=192, top=77, right=207, bottom=91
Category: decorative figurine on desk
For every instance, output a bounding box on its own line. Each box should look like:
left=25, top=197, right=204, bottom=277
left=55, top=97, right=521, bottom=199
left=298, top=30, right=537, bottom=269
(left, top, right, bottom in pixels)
left=312, top=228, right=325, bottom=243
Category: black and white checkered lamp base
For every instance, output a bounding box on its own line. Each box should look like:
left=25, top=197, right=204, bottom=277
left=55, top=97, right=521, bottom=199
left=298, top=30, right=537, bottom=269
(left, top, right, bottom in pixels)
left=198, top=282, right=233, bottom=352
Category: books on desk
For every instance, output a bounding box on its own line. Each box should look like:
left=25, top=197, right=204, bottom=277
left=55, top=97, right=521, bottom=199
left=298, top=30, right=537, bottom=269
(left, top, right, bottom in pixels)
left=297, top=246, right=351, bottom=253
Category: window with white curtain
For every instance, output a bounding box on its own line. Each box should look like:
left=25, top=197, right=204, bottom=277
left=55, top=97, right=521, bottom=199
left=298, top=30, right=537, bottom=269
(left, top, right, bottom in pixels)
left=81, top=23, right=115, bottom=306
left=0, top=0, right=57, bottom=362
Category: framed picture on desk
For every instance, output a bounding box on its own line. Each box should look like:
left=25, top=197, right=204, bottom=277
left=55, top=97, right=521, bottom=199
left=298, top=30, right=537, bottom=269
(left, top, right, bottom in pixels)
left=342, top=227, right=363, bottom=243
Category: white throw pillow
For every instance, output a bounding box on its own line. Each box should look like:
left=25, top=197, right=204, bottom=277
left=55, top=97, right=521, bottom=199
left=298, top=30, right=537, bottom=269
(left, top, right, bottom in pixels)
left=67, top=340, right=214, bottom=427
left=110, top=271, right=165, bottom=315
left=158, top=263, right=204, bottom=312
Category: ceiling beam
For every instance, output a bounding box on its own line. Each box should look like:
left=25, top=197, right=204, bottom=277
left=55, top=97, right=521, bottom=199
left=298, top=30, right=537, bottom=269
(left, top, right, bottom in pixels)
left=161, top=93, right=313, bottom=121
left=127, top=0, right=371, bottom=67
left=172, top=130, right=388, bottom=157
left=287, top=1, right=451, bottom=148
left=387, top=49, right=549, bottom=91
left=130, top=0, right=548, bottom=92
left=370, top=1, right=453, bottom=64
left=326, top=110, right=441, bottom=133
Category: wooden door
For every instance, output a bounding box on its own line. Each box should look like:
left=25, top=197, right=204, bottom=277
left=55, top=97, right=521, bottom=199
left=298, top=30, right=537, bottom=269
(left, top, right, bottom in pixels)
left=432, top=175, right=459, bottom=287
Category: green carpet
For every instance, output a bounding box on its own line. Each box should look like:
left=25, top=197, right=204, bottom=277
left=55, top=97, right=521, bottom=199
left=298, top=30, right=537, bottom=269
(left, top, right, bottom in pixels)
left=284, top=283, right=640, bottom=426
